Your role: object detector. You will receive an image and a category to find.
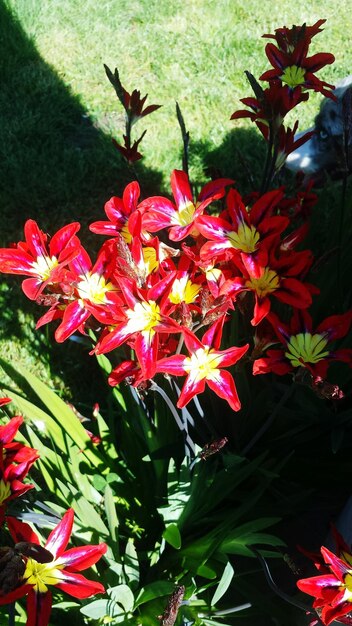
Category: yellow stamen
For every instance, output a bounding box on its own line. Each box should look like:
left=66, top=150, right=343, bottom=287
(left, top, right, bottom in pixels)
left=141, top=247, right=159, bottom=275
left=281, top=65, right=306, bottom=88
left=30, top=255, right=59, bottom=281
left=125, top=300, right=161, bottom=337
left=23, top=557, right=64, bottom=594
left=170, top=201, right=196, bottom=227
left=227, top=223, right=260, bottom=253
left=121, top=222, right=132, bottom=244
left=246, top=268, right=280, bottom=298
left=169, top=276, right=201, bottom=304
left=205, top=266, right=222, bottom=282
left=343, top=573, right=352, bottom=600
left=285, top=333, right=329, bottom=368
left=0, top=479, right=11, bottom=505
left=184, top=346, right=222, bottom=382
left=77, top=272, right=115, bottom=305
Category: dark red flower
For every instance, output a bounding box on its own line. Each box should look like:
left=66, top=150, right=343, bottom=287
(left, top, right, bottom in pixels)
left=253, top=310, right=352, bottom=377
left=260, top=21, right=335, bottom=98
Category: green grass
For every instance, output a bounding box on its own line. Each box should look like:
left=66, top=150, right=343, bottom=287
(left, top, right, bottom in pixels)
left=1, top=0, right=351, bottom=402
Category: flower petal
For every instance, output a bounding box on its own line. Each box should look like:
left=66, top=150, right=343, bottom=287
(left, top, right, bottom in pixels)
left=177, top=375, right=206, bottom=408
left=7, top=516, right=39, bottom=544
left=0, top=416, right=24, bottom=444
left=26, top=589, right=52, bottom=626
left=45, top=508, right=74, bottom=557
left=207, top=369, right=242, bottom=411
left=55, top=570, right=105, bottom=599
left=57, top=543, right=107, bottom=572
left=55, top=301, right=90, bottom=343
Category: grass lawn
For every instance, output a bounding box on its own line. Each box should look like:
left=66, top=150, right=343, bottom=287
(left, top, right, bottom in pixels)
left=1, top=0, right=351, bottom=404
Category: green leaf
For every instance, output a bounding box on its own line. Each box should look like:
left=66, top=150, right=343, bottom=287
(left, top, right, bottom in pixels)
left=93, top=474, right=107, bottom=491
left=222, top=517, right=281, bottom=538
left=134, top=581, right=176, bottom=608
left=163, top=523, right=181, bottom=549
left=196, top=564, right=217, bottom=579
left=80, top=599, right=111, bottom=619
left=52, top=601, right=80, bottom=609
left=221, top=532, right=285, bottom=556
left=1, top=389, right=66, bottom=452
left=211, top=561, right=234, bottom=606
left=124, top=539, right=139, bottom=587
left=108, top=584, right=134, bottom=613
left=7, top=362, right=103, bottom=467
left=104, top=483, right=119, bottom=553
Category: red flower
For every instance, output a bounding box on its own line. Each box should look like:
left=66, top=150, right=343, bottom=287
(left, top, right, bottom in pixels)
left=0, top=220, right=80, bottom=300
left=156, top=317, right=249, bottom=411
left=0, top=406, right=39, bottom=524
left=41, top=240, right=123, bottom=343
left=231, top=81, right=309, bottom=135
left=104, top=65, right=161, bottom=126
left=0, top=509, right=107, bottom=626
left=89, top=181, right=141, bottom=240
left=297, top=546, right=352, bottom=625
left=112, top=131, right=146, bottom=163
left=260, top=21, right=335, bottom=98
left=274, top=122, right=315, bottom=172
left=140, top=169, right=233, bottom=241
left=0, top=398, right=12, bottom=407
left=253, top=310, right=352, bottom=377
left=94, top=274, right=180, bottom=378
left=197, top=187, right=287, bottom=278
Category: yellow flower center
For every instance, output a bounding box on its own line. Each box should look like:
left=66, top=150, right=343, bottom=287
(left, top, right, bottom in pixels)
left=141, top=247, right=159, bottom=275
left=121, top=222, right=132, bottom=244
left=184, top=346, right=222, bottom=382
left=343, top=573, right=352, bottom=600
left=285, top=333, right=329, bottom=368
left=281, top=65, right=306, bottom=88
left=205, top=266, right=222, bottom=282
left=77, top=272, right=115, bottom=304
left=30, top=255, right=59, bottom=281
left=169, top=276, right=201, bottom=304
left=227, top=223, right=260, bottom=253
left=0, top=479, right=11, bottom=504
left=125, top=300, right=161, bottom=336
left=245, top=268, right=280, bottom=298
left=23, top=557, right=64, bottom=594
left=170, top=201, right=196, bottom=227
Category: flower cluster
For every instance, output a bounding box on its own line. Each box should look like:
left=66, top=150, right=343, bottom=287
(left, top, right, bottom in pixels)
left=0, top=398, right=38, bottom=526
left=0, top=399, right=106, bottom=625
left=0, top=164, right=350, bottom=410
left=231, top=20, right=336, bottom=181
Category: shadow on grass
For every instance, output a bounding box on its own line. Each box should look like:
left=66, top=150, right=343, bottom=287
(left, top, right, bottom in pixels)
left=0, top=2, right=164, bottom=407
left=190, top=126, right=267, bottom=195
